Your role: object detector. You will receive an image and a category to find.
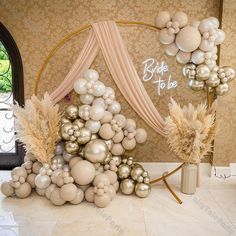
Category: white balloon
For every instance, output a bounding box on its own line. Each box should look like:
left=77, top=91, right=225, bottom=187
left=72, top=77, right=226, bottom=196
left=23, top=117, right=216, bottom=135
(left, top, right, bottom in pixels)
left=176, top=51, right=191, bottom=64
left=35, top=174, right=51, bottom=189
left=85, top=120, right=101, bottom=133
left=191, top=50, right=205, bottom=64
left=79, top=105, right=91, bottom=120
left=74, top=79, right=87, bottom=95
left=199, top=39, right=214, bottom=52
left=215, top=29, right=225, bottom=45
left=80, top=94, right=94, bottom=105
left=93, top=98, right=106, bottom=108
left=90, top=105, right=105, bottom=121
left=208, top=17, right=219, bottom=29
left=93, top=81, right=106, bottom=97
left=198, top=18, right=214, bottom=34
left=84, top=69, right=99, bottom=82
left=164, top=43, right=179, bottom=56
left=108, top=101, right=121, bottom=114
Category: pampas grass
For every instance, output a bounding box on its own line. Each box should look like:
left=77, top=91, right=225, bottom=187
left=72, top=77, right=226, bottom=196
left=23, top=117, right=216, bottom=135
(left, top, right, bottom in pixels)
left=165, top=98, right=218, bottom=163
left=12, top=93, right=60, bottom=164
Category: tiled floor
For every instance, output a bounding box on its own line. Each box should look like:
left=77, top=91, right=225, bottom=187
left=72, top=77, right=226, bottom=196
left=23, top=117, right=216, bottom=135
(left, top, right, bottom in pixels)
left=0, top=165, right=236, bottom=236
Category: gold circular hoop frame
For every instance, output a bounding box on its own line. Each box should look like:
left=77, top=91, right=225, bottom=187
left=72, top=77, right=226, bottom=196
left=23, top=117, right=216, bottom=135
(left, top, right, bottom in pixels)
left=34, top=20, right=217, bottom=204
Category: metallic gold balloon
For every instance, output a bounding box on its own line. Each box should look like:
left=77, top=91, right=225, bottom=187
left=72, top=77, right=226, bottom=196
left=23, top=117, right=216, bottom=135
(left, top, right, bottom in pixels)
left=222, top=66, right=236, bottom=83
left=104, top=139, right=114, bottom=151
left=182, top=63, right=196, bottom=78
left=61, top=116, right=71, bottom=125
left=216, top=83, right=229, bottom=95
left=61, top=123, right=73, bottom=140
left=65, top=141, right=79, bottom=154
left=120, top=179, right=135, bottom=195
left=73, top=118, right=85, bottom=128
left=111, top=156, right=122, bottom=166
left=84, top=139, right=108, bottom=163
left=135, top=183, right=151, bottom=198
left=188, top=79, right=204, bottom=91
left=91, top=134, right=99, bottom=140
left=77, top=127, right=91, bottom=144
left=205, top=72, right=220, bottom=87
left=196, top=64, right=211, bottom=81
left=102, top=152, right=112, bottom=164
left=117, top=164, right=131, bottom=179
left=65, top=105, right=79, bottom=120
left=131, top=166, right=144, bottom=181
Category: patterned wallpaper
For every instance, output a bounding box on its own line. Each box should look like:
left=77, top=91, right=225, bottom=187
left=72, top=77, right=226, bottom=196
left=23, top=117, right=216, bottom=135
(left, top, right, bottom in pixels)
left=1, top=0, right=232, bottom=165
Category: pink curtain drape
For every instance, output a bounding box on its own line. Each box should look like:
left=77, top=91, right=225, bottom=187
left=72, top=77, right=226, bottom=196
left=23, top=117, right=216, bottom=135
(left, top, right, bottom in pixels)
left=50, top=21, right=166, bottom=136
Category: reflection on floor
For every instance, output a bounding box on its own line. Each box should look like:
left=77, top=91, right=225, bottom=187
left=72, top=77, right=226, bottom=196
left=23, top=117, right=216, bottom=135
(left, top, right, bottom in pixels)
left=0, top=164, right=236, bottom=236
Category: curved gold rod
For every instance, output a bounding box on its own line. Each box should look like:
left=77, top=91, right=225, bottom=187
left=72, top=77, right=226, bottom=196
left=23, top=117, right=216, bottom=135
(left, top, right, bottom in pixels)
left=34, top=21, right=160, bottom=95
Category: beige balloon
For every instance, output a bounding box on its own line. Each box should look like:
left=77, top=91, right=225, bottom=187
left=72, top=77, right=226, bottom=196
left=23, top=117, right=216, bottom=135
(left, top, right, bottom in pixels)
left=155, top=11, right=171, bottom=28
left=191, top=50, right=205, bottom=65
left=11, top=166, right=27, bottom=179
left=104, top=170, right=117, bottom=184
left=176, top=26, right=201, bottom=52
left=93, top=173, right=110, bottom=186
left=100, top=111, right=113, bottom=124
left=159, top=28, right=175, bottom=45
left=71, top=160, right=96, bottom=185
left=99, top=123, right=115, bottom=140
left=135, top=128, right=147, bottom=144
left=176, top=51, right=191, bottom=64
left=15, top=182, right=32, bottom=198
left=50, top=188, right=66, bottom=206
left=60, top=183, right=77, bottom=201
left=1, top=181, right=14, bottom=197
left=32, top=161, right=43, bottom=175
left=108, top=185, right=116, bottom=200
left=85, top=186, right=95, bottom=202
left=112, top=131, right=124, bottom=143
left=69, top=156, right=83, bottom=168
left=199, top=39, right=214, bottom=52
left=26, top=173, right=36, bottom=188
left=113, top=181, right=119, bottom=192
left=111, top=143, right=124, bottom=156
left=164, top=43, right=179, bottom=56
left=70, top=188, right=84, bottom=204
left=94, top=193, right=111, bottom=208
left=122, top=137, right=136, bottom=150
left=172, top=11, right=188, bottom=28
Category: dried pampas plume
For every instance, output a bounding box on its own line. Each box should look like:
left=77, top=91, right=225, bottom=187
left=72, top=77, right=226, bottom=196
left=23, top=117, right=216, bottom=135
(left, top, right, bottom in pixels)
left=12, top=93, right=60, bottom=164
left=165, top=98, right=218, bottom=163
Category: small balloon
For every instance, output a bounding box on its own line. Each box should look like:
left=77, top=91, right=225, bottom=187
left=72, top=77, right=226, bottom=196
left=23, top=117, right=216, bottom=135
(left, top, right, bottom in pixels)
left=80, top=94, right=94, bottom=105
left=176, top=51, right=191, bottom=64
left=84, top=69, right=99, bottom=82
left=159, top=28, right=175, bottom=45
left=155, top=11, right=171, bottom=28
left=216, top=83, right=229, bottom=95
left=191, top=50, right=205, bottom=65
left=199, top=39, right=214, bottom=52
left=135, top=183, right=151, bottom=198
left=205, top=72, right=220, bottom=87
left=188, top=79, right=205, bottom=91
left=196, top=65, right=211, bottom=81
left=164, top=43, right=179, bottom=56
left=120, top=179, right=135, bottom=195
left=215, top=29, right=225, bottom=45
left=74, top=79, right=87, bottom=95
left=172, top=11, right=188, bottom=28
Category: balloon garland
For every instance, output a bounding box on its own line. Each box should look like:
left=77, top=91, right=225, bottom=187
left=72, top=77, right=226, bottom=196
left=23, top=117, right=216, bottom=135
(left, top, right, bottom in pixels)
left=1, top=69, right=151, bottom=208
left=155, top=11, right=235, bottom=95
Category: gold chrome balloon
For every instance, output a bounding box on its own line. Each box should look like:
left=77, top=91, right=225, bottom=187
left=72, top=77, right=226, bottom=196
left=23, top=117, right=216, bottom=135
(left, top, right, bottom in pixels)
left=196, top=64, right=211, bottom=81
left=65, top=105, right=79, bottom=120
left=188, top=79, right=204, bottom=91
left=120, top=179, right=135, bottom=195
left=135, top=183, right=151, bottom=198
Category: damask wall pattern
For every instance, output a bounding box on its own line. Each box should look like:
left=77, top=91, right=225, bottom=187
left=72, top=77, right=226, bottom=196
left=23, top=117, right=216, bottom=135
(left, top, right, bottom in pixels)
left=1, top=0, right=233, bottom=165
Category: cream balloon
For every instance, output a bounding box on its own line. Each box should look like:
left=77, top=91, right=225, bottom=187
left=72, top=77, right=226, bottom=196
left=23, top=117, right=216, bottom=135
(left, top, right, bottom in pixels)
left=155, top=11, right=171, bottom=28
left=122, top=137, right=136, bottom=150
left=108, top=101, right=121, bottom=114
left=100, top=111, right=113, bottom=124
left=35, top=174, right=51, bottom=189
left=176, top=26, right=201, bottom=52
left=172, top=11, right=188, bottom=28
left=80, top=94, right=94, bottom=105
left=176, top=51, right=191, bottom=64
left=71, top=160, right=95, bottom=185
left=26, top=173, right=36, bottom=188
left=164, top=43, right=179, bottom=56
left=45, top=184, right=57, bottom=199
left=191, top=20, right=200, bottom=28
left=74, top=79, right=87, bottom=95
left=70, top=188, right=84, bottom=204
left=50, top=188, right=66, bottom=206
left=191, top=50, right=205, bottom=65
left=159, top=28, right=175, bottom=45
left=93, top=81, right=106, bottom=97
left=84, top=69, right=99, bottom=82
left=85, top=120, right=101, bottom=133
left=104, top=170, right=117, bottom=184
left=60, top=183, right=77, bottom=201
left=94, top=193, right=111, bottom=208
left=208, top=17, right=219, bottom=29
left=11, top=166, right=27, bottom=179
left=198, top=18, right=214, bottom=34
left=112, top=131, right=124, bottom=143
left=90, top=105, right=105, bottom=121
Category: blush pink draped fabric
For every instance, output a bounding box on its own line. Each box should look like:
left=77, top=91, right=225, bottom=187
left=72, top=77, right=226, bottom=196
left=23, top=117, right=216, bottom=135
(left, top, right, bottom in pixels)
left=50, top=21, right=166, bottom=136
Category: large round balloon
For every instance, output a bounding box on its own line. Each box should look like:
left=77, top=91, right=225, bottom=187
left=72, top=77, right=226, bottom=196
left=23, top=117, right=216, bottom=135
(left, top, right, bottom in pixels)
left=175, top=26, right=201, bottom=52
left=84, top=139, right=108, bottom=163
